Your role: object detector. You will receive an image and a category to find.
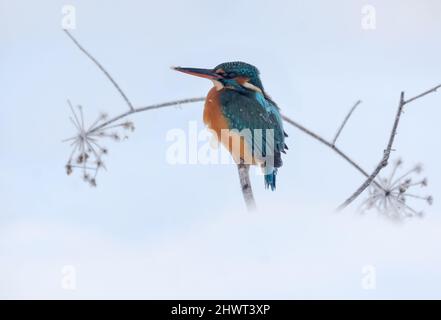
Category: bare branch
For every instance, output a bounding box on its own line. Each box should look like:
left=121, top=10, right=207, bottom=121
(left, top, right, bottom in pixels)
left=281, top=114, right=383, bottom=190
left=404, top=84, right=441, bottom=104
left=338, top=83, right=441, bottom=211
left=89, top=97, right=205, bottom=133
left=337, top=92, right=405, bottom=211
left=64, top=29, right=135, bottom=111
left=237, top=163, right=256, bottom=211
left=332, top=100, right=362, bottom=146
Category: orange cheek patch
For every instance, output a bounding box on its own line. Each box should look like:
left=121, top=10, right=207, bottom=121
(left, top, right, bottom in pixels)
left=235, top=76, right=249, bottom=85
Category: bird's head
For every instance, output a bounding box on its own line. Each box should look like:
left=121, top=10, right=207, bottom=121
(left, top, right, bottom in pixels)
left=172, top=61, right=264, bottom=93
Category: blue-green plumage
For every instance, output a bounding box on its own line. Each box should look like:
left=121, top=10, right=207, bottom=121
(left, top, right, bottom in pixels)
left=215, top=62, right=288, bottom=190
left=173, top=61, right=288, bottom=191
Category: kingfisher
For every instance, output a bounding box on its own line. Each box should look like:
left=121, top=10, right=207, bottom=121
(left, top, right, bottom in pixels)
left=173, top=61, right=288, bottom=190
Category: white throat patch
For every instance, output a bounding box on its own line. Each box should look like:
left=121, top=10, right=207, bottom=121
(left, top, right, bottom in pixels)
left=212, top=80, right=224, bottom=91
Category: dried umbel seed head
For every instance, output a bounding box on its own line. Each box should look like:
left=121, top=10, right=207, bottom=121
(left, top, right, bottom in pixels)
left=427, top=196, right=434, bottom=206
left=359, top=158, right=433, bottom=221
left=89, top=178, right=97, bottom=187
left=63, top=100, right=135, bottom=187
left=65, top=163, right=73, bottom=175
left=414, top=164, right=423, bottom=174
left=122, top=121, right=135, bottom=131
left=76, top=152, right=89, bottom=164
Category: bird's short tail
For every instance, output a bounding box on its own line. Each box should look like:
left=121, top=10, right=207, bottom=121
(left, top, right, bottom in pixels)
left=264, top=168, right=277, bottom=191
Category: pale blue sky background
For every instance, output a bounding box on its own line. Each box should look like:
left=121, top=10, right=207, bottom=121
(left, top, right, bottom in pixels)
left=1, top=0, right=441, bottom=299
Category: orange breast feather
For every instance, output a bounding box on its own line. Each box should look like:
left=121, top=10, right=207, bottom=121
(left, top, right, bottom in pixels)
left=203, top=87, right=256, bottom=165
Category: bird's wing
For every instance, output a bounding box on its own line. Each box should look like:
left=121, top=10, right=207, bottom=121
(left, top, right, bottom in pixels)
left=219, top=90, right=287, bottom=167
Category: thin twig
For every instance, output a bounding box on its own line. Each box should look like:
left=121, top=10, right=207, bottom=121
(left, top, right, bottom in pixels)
left=338, top=84, right=441, bottom=211
left=63, top=29, right=135, bottom=111
left=404, top=84, right=441, bottom=104
left=332, top=100, right=362, bottom=146
left=89, top=97, right=205, bottom=133
left=281, top=115, right=383, bottom=190
left=337, top=92, right=406, bottom=211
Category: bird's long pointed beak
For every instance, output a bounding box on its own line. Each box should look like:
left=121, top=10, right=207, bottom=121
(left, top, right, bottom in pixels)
left=172, top=66, right=222, bottom=80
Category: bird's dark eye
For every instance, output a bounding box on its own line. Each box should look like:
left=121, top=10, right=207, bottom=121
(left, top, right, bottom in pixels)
left=227, top=72, right=237, bottom=79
